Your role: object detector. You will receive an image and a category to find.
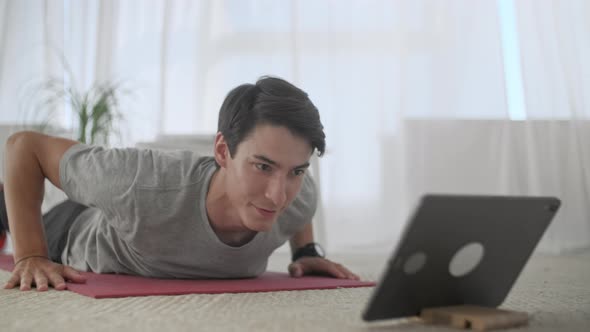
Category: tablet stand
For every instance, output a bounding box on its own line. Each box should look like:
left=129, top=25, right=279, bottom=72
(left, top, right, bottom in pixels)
left=420, top=305, right=528, bottom=331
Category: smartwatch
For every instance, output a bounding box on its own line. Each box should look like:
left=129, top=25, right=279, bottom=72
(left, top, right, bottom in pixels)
left=291, top=242, right=325, bottom=262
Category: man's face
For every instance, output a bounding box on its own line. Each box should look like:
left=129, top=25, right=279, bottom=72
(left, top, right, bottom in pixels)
left=220, top=124, right=312, bottom=232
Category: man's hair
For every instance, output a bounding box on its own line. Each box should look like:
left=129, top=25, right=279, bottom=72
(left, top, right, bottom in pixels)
left=217, top=76, right=326, bottom=158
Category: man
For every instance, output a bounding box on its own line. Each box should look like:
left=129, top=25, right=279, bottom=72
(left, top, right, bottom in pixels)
left=1, top=76, right=359, bottom=291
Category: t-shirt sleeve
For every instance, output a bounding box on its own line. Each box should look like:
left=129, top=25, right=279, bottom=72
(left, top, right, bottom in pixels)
left=59, top=144, right=143, bottom=221
left=297, top=173, right=319, bottom=221
left=278, top=173, right=319, bottom=235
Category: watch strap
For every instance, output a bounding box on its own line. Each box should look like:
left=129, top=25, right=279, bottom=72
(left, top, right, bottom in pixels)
left=291, top=242, right=325, bottom=262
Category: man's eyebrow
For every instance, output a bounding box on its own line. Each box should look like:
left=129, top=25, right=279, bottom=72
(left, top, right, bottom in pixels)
left=253, top=155, right=310, bottom=169
left=254, top=155, right=277, bottom=166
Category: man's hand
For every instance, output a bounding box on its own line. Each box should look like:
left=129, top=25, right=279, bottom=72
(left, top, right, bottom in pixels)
left=4, top=256, right=87, bottom=291
left=288, top=256, right=360, bottom=280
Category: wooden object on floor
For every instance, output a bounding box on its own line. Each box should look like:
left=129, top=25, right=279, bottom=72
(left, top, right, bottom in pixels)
left=420, top=305, right=529, bottom=331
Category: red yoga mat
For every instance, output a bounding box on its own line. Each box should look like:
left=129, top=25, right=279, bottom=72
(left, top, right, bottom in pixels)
left=0, top=255, right=375, bottom=298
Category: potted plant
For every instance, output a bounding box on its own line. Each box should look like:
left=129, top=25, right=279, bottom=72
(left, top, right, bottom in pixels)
left=20, top=55, right=129, bottom=146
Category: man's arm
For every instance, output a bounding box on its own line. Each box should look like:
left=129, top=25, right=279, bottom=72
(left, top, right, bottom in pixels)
left=287, top=221, right=359, bottom=280
left=3, top=131, right=86, bottom=291
left=289, top=221, right=315, bottom=253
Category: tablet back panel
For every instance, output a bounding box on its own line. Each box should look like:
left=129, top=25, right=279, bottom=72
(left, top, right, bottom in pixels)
left=362, top=194, right=560, bottom=321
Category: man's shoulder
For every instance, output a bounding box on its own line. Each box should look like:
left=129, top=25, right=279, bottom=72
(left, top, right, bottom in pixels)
left=136, top=150, right=216, bottom=188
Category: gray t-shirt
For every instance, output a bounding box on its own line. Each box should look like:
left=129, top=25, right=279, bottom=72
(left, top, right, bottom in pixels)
left=59, top=144, right=317, bottom=278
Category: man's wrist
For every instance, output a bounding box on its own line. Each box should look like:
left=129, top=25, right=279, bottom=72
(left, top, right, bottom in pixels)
left=14, top=254, right=50, bottom=266
left=291, top=242, right=325, bottom=262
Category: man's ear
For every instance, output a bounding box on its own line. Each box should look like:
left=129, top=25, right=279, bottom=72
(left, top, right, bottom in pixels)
left=214, top=132, right=230, bottom=168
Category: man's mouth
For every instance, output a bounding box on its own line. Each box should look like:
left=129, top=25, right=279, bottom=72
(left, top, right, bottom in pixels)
left=254, top=206, right=276, bottom=218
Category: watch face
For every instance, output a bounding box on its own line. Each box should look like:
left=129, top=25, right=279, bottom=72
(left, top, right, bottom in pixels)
left=313, top=243, right=326, bottom=257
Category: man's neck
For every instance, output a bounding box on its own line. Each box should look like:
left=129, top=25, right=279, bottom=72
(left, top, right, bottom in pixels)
left=205, top=169, right=257, bottom=246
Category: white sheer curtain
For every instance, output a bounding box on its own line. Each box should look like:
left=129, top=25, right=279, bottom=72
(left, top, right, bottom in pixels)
left=513, top=0, right=590, bottom=251
left=1, top=0, right=589, bottom=254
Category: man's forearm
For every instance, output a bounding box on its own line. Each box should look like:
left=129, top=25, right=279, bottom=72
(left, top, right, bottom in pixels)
left=4, top=133, right=49, bottom=260
left=289, top=222, right=314, bottom=254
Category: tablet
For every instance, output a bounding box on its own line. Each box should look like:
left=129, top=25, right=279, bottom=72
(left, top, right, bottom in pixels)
left=362, top=194, right=560, bottom=321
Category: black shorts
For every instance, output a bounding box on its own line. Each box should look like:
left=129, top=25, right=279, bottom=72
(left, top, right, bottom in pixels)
left=0, top=191, right=88, bottom=263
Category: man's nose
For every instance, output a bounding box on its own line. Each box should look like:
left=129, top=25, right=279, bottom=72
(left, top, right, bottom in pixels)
left=265, top=176, right=287, bottom=208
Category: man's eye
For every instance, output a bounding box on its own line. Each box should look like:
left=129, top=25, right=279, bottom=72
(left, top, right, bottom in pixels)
left=293, top=169, right=306, bottom=176
left=255, top=163, right=271, bottom=172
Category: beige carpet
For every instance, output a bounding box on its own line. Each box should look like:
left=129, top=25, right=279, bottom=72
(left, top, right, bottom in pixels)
left=0, top=249, right=589, bottom=332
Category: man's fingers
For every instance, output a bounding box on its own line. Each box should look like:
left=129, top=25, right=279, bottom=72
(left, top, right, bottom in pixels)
left=288, top=257, right=360, bottom=280
left=309, top=259, right=345, bottom=278
left=335, top=264, right=360, bottom=280
left=47, top=273, right=67, bottom=290
left=289, top=260, right=319, bottom=278
left=33, top=272, right=49, bottom=291
left=288, top=262, right=304, bottom=277
left=63, top=267, right=87, bottom=284
left=326, top=264, right=347, bottom=279
left=292, top=258, right=344, bottom=278
left=327, top=262, right=359, bottom=280
left=3, top=259, right=84, bottom=291
left=4, top=273, right=20, bottom=289
left=19, top=273, right=33, bottom=291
